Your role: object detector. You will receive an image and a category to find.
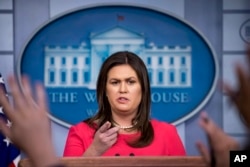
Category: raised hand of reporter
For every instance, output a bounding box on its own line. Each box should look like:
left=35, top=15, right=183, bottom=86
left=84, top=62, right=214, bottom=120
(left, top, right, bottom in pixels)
left=224, top=47, right=250, bottom=127
left=196, top=112, right=239, bottom=167
left=0, top=75, right=61, bottom=167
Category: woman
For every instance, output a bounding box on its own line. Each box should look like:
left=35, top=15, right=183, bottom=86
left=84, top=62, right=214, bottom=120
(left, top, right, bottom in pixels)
left=63, top=51, right=186, bottom=156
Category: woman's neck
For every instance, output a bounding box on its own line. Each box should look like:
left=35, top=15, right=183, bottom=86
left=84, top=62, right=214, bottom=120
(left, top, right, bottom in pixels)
left=112, top=120, right=137, bottom=129
left=111, top=113, right=137, bottom=133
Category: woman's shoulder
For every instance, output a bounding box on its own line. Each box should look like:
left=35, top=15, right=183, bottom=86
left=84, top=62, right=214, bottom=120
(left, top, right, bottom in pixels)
left=65, top=121, right=95, bottom=145
left=150, top=119, right=177, bottom=131
left=69, top=121, right=95, bottom=131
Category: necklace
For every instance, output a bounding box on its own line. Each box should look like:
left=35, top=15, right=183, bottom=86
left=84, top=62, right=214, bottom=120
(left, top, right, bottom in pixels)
left=112, top=121, right=137, bottom=130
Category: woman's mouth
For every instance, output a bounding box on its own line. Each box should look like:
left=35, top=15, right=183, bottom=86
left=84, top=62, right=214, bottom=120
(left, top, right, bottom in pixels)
left=117, top=97, right=128, bottom=103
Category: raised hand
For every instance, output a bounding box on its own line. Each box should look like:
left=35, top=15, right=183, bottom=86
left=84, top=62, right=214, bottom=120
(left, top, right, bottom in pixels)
left=83, top=121, right=119, bottom=156
left=196, top=112, right=239, bottom=167
left=224, top=47, right=250, bottom=127
left=0, top=75, right=60, bottom=167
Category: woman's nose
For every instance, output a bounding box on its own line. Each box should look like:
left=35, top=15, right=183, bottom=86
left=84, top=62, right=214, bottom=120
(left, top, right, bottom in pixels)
left=119, top=82, right=128, bottom=93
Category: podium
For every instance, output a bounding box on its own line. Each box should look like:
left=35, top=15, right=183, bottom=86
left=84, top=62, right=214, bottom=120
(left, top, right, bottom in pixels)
left=18, top=156, right=206, bottom=167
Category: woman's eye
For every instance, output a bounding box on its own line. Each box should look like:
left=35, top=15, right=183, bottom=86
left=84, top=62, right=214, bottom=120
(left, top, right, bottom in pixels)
left=128, top=80, right=136, bottom=84
left=111, top=81, right=119, bottom=85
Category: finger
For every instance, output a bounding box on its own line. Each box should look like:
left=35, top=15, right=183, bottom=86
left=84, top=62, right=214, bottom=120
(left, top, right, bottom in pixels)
left=8, top=76, right=25, bottom=108
left=105, top=131, right=118, bottom=141
left=235, top=64, right=249, bottom=95
left=223, top=63, right=244, bottom=99
left=109, top=136, right=118, bottom=145
left=234, top=65, right=250, bottom=121
left=247, top=45, right=250, bottom=67
left=0, top=118, right=11, bottom=139
left=223, top=82, right=236, bottom=100
left=35, top=82, right=48, bottom=112
left=105, top=126, right=119, bottom=136
left=199, top=112, right=213, bottom=133
left=196, top=142, right=210, bottom=165
left=199, top=112, right=221, bottom=143
left=98, top=121, right=111, bottom=133
left=21, top=76, right=34, bottom=106
left=0, top=89, right=15, bottom=121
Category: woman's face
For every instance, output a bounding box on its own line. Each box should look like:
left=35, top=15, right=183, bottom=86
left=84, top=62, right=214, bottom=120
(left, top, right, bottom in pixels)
left=106, top=64, right=142, bottom=116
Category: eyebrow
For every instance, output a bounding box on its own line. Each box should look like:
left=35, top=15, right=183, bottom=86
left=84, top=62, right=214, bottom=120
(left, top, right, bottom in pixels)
left=108, top=77, right=137, bottom=81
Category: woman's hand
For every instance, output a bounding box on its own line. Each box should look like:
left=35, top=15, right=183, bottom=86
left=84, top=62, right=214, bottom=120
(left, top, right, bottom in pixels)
left=84, top=121, right=119, bottom=156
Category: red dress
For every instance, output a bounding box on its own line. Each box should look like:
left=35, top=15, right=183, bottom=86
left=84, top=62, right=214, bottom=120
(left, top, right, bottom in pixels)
left=63, top=119, right=186, bottom=156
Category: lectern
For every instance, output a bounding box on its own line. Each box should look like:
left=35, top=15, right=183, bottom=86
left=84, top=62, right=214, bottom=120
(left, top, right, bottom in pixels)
left=18, top=156, right=206, bottom=167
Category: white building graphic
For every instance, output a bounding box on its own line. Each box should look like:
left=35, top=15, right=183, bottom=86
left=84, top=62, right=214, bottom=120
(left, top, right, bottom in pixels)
left=44, top=26, right=192, bottom=88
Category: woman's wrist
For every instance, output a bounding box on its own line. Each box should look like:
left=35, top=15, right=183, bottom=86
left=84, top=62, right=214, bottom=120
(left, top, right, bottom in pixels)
left=83, top=145, right=102, bottom=156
